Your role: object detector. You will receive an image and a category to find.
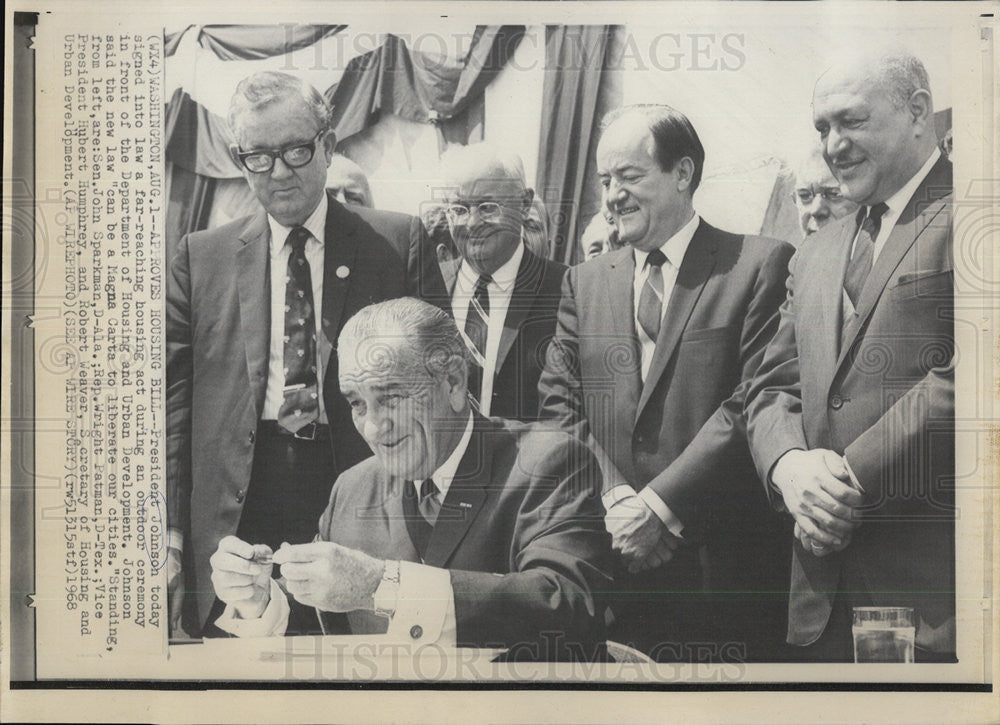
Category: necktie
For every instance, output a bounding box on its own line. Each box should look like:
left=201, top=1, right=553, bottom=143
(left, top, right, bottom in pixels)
left=463, top=274, right=492, bottom=407
left=843, top=203, right=889, bottom=310
left=417, top=478, right=441, bottom=527
left=637, top=249, right=668, bottom=342
left=277, top=226, right=320, bottom=434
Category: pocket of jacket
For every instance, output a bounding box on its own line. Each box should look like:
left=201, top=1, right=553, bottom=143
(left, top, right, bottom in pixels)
left=889, top=269, right=953, bottom=300
left=680, top=324, right=739, bottom=344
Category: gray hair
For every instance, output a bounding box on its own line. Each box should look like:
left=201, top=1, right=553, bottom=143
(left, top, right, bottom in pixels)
left=227, top=71, right=331, bottom=146
left=439, top=142, right=527, bottom=196
left=338, top=298, right=468, bottom=383
left=878, top=52, right=931, bottom=109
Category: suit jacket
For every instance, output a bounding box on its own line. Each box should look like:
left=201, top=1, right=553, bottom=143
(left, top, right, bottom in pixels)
left=296, top=414, right=613, bottom=657
left=166, top=191, right=446, bottom=628
left=433, top=246, right=567, bottom=421
left=538, top=219, right=794, bottom=651
left=745, top=154, right=955, bottom=651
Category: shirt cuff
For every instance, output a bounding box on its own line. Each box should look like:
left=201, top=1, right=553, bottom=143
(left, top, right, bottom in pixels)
left=215, top=579, right=290, bottom=638
left=384, top=560, right=455, bottom=646
left=637, top=486, right=685, bottom=538
left=167, top=527, right=183, bottom=553
left=602, top=484, right=637, bottom=511
left=842, top=456, right=866, bottom=493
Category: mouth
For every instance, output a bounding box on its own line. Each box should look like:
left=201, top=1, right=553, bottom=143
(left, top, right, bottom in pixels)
left=271, top=187, right=299, bottom=198
left=378, top=436, right=407, bottom=450
left=614, top=205, right=640, bottom=218
left=832, top=158, right=864, bottom=175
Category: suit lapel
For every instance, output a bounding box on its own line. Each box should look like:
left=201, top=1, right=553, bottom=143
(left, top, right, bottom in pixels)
left=236, top=211, right=271, bottom=418
left=495, top=247, right=544, bottom=376
left=836, top=155, right=952, bottom=371
left=606, top=248, right=643, bottom=418
left=817, top=219, right=856, bottom=375
left=320, top=192, right=362, bottom=380
left=423, top=415, right=494, bottom=567
left=636, top=222, right=717, bottom=421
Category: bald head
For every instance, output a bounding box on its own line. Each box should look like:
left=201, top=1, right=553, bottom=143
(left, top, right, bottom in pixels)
left=327, top=154, right=373, bottom=208
left=792, top=148, right=858, bottom=236
left=812, top=49, right=937, bottom=205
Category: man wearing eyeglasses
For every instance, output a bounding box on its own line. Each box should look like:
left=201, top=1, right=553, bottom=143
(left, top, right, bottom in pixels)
left=166, top=71, right=444, bottom=636
left=792, top=147, right=858, bottom=238
left=433, top=143, right=567, bottom=422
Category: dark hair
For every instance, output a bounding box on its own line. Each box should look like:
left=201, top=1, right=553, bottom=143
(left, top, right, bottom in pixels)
left=602, top=104, right=706, bottom=192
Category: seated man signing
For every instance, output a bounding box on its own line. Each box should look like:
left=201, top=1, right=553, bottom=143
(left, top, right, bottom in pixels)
left=210, top=297, right=613, bottom=659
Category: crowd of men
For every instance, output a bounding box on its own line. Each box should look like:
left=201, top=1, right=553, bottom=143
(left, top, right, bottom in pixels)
left=166, top=45, right=956, bottom=663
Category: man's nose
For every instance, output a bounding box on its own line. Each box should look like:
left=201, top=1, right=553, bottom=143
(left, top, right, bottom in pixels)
left=270, top=155, right=294, bottom=179
left=363, top=409, right=391, bottom=441
left=825, top=127, right=850, bottom=160
left=334, top=189, right=347, bottom=204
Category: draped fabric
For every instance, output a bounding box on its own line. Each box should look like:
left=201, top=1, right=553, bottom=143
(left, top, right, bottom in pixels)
left=535, top=26, right=621, bottom=265
left=165, top=24, right=347, bottom=60
left=327, top=26, right=524, bottom=144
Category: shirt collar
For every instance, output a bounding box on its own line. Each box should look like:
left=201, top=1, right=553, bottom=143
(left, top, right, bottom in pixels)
left=268, top=193, right=328, bottom=253
left=880, top=147, right=941, bottom=219
left=414, top=410, right=474, bottom=500
left=633, top=212, right=700, bottom=271
left=457, top=242, right=525, bottom=294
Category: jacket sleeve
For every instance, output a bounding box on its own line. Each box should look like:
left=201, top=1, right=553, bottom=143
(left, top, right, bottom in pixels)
left=646, top=240, right=795, bottom=527
left=449, top=436, right=613, bottom=659
left=743, top=246, right=811, bottom=506
left=165, top=234, right=194, bottom=541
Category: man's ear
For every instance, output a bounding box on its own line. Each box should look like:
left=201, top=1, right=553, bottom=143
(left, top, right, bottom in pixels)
left=445, top=357, right=470, bottom=413
left=907, top=89, right=933, bottom=134
left=521, top=187, right=535, bottom=214
left=675, top=157, right=695, bottom=193
left=322, top=129, right=337, bottom=165
left=229, top=144, right=246, bottom=173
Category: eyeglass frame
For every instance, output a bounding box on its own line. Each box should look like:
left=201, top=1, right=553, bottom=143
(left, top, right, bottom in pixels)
left=792, top=186, right=846, bottom=204
left=233, top=128, right=330, bottom=174
left=444, top=200, right=511, bottom=225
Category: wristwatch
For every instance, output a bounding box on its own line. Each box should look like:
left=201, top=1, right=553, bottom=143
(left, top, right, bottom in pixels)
left=373, top=559, right=400, bottom=618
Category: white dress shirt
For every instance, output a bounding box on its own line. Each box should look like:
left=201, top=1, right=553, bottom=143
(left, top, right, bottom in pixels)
left=263, top=194, right=329, bottom=422
left=842, top=147, right=941, bottom=317
left=215, top=413, right=477, bottom=644
left=451, top=244, right=525, bottom=415
left=603, top=212, right=701, bottom=537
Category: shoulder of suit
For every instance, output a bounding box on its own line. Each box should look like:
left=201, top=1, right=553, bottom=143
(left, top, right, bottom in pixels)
left=698, top=220, right=795, bottom=264
left=339, top=203, right=417, bottom=232
left=500, top=419, right=589, bottom=467
left=183, top=212, right=259, bottom=249
left=332, top=455, right=387, bottom=499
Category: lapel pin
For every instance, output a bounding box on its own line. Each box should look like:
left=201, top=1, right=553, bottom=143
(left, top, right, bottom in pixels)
left=459, top=501, right=473, bottom=509
left=336, top=265, right=350, bottom=279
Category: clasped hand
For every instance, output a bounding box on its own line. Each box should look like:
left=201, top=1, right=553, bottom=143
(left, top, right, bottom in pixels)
left=772, top=449, right=863, bottom=557
left=210, top=536, right=385, bottom=617
left=606, top=495, right=680, bottom=573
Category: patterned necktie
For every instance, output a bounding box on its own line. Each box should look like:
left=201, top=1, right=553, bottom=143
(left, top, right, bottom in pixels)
left=277, top=226, right=320, bottom=434
left=843, top=203, right=889, bottom=310
left=463, top=274, right=492, bottom=407
left=637, top=249, right=668, bottom=342
left=417, top=478, right=441, bottom=527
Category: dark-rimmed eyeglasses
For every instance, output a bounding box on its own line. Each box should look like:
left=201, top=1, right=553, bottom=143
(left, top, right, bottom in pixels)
left=445, top=201, right=504, bottom=224
left=235, top=129, right=327, bottom=174
left=794, top=187, right=844, bottom=204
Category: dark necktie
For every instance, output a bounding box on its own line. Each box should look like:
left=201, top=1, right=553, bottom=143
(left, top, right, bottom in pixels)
left=417, top=478, right=441, bottom=526
left=636, top=249, right=668, bottom=342
left=277, top=226, right=320, bottom=434
left=463, top=274, right=492, bottom=407
left=843, top=203, right=889, bottom=310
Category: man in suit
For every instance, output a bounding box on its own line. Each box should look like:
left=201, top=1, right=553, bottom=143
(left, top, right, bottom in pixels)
left=538, top=104, right=795, bottom=661
left=327, top=153, right=374, bottom=208
left=166, top=71, right=443, bottom=636
left=433, top=143, right=567, bottom=422
left=209, top=298, right=613, bottom=659
left=792, top=146, right=858, bottom=239
left=744, top=49, right=955, bottom=662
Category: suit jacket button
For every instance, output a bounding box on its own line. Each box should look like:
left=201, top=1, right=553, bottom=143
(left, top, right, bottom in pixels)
left=248, top=430, right=255, bottom=444
left=409, top=624, right=423, bottom=640
left=830, top=394, right=843, bottom=410
left=236, top=490, right=245, bottom=504
left=636, top=434, right=645, bottom=444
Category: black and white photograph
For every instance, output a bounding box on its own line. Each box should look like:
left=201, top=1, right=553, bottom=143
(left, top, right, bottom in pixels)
left=3, top=2, right=998, bottom=723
